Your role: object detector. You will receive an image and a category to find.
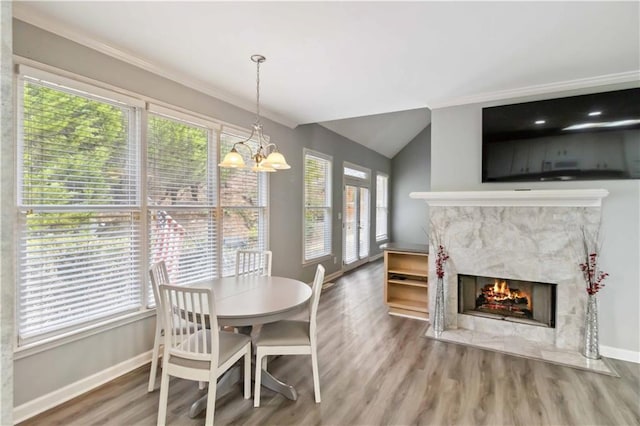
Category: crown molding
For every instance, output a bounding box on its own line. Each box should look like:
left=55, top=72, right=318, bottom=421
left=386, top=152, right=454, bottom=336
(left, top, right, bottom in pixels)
left=12, top=4, right=298, bottom=129
left=428, top=71, right=640, bottom=110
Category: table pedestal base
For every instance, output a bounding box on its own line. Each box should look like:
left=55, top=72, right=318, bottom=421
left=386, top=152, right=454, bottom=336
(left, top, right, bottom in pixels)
left=188, top=365, right=297, bottom=418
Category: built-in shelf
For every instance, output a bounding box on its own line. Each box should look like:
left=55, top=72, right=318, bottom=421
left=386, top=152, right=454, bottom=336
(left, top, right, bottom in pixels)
left=382, top=244, right=429, bottom=321
left=387, top=268, right=428, bottom=278
left=387, top=298, right=429, bottom=313
left=387, top=278, right=428, bottom=288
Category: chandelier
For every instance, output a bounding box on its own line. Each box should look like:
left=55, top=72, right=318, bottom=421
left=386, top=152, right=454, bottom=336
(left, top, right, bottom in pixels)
left=218, top=54, right=290, bottom=172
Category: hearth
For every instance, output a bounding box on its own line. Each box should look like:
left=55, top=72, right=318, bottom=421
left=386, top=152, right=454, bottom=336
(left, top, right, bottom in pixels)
left=458, top=274, right=556, bottom=328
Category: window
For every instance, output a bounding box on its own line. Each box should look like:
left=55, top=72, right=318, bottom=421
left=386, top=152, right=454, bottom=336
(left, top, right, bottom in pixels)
left=303, top=150, right=332, bottom=262
left=376, top=173, right=389, bottom=241
left=18, top=71, right=141, bottom=343
left=219, top=128, right=268, bottom=276
left=16, top=65, right=271, bottom=345
left=147, top=111, right=218, bottom=304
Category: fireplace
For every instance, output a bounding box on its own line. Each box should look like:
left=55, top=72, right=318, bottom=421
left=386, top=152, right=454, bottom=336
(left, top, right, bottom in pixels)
left=458, top=274, right=557, bottom=328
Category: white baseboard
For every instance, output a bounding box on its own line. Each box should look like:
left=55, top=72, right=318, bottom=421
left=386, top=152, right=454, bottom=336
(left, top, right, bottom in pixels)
left=13, top=350, right=152, bottom=424
left=600, top=345, right=640, bottom=364
left=324, top=270, right=343, bottom=283
left=368, top=252, right=383, bottom=262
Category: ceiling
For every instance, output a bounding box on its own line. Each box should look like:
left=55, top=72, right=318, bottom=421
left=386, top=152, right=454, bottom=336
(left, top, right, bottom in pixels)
left=13, top=1, right=640, bottom=158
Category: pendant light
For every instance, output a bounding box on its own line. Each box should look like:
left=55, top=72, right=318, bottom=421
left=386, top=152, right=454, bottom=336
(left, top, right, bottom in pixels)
left=218, top=54, right=290, bottom=172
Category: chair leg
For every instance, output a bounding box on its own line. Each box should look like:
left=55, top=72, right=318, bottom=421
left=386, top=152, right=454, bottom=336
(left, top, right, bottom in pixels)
left=148, top=323, right=162, bottom=392
left=311, top=347, right=321, bottom=403
left=204, top=371, right=217, bottom=426
left=254, top=349, right=263, bottom=407
left=244, top=344, right=251, bottom=399
left=157, top=367, right=170, bottom=426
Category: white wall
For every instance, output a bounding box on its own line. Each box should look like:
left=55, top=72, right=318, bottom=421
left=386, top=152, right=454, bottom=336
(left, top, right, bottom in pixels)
left=430, top=88, right=640, bottom=357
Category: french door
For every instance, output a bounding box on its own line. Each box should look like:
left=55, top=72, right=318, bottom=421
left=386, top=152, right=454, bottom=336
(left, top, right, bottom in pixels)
left=343, top=163, right=370, bottom=271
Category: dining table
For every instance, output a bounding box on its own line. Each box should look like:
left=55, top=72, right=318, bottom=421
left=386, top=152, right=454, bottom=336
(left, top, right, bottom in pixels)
left=183, top=274, right=312, bottom=418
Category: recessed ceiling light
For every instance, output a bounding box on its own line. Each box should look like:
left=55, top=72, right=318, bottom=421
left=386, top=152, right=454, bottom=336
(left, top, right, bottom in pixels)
left=588, top=111, right=602, bottom=116
left=535, top=120, right=546, bottom=125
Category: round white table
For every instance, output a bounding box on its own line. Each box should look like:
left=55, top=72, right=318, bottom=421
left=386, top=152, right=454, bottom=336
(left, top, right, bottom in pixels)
left=184, top=275, right=312, bottom=417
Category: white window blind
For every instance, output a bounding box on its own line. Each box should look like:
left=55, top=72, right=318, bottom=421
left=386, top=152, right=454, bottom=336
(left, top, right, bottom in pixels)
left=147, top=113, right=218, bottom=304
left=359, top=187, right=370, bottom=258
left=18, top=76, right=140, bottom=343
left=304, top=150, right=332, bottom=262
left=15, top=67, right=272, bottom=346
left=376, top=174, right=389, bottom=241
left=220, top=129, right=268, bottom=276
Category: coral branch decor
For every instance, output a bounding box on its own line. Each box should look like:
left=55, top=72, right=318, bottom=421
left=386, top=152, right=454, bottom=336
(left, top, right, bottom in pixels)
left=578, top=226, right=609, bottom=360
left=430, top=225, right=449, bottom=337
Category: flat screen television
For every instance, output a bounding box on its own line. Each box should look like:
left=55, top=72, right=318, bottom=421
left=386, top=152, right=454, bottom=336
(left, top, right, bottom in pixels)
left=482, top=88, right=640, bottom=182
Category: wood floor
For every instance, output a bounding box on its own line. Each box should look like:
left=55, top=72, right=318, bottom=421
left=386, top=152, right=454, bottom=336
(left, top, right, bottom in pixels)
left=21, top=260, right=640, bottom=426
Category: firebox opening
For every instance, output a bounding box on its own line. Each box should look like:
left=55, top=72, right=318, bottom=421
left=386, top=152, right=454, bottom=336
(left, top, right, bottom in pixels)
left=458, top=274, right=557, bottom=328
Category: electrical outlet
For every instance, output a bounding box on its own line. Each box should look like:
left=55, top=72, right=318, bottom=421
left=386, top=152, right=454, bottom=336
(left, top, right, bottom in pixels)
left=333, top=256, right=337, bottom=264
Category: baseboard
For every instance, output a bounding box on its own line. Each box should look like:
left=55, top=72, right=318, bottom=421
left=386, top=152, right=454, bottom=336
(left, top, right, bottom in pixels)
left=368, top=252, right=383, bottom=262
left=13, top=350, right=152, bottom=424
left=324, top=270, right=343, bottom=283
left=600, top=345, right=640, bottom=364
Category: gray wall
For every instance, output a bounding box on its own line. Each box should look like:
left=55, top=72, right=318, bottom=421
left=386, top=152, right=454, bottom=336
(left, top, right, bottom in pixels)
left=430, top=86, right=640, bottom=355
left=391, top=124, right=431, bottom=244
left=12, top=19, right=391, bottom=407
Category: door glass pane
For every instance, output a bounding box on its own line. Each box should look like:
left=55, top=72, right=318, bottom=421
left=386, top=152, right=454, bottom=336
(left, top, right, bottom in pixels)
left=359, top=187, right=370, bottom=258
left=344, top=185, right=358, bottom=265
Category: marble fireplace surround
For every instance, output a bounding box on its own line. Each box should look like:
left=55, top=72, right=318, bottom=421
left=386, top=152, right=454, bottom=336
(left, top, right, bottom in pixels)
left=410, top=189, right=616, bottom=375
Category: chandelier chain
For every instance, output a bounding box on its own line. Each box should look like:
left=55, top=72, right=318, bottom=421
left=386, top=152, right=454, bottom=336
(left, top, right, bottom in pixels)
left=255, top=59, right=261, bottom=125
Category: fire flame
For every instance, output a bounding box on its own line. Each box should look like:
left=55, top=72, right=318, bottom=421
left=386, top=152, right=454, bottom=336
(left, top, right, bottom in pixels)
left=483, top=279, right=530, bottom=310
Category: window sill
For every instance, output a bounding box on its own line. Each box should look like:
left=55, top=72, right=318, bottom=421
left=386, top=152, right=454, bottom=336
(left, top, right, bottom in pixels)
left=14, top=309, right=157, bottom=360
left=302, top=254, right=333, bottom=267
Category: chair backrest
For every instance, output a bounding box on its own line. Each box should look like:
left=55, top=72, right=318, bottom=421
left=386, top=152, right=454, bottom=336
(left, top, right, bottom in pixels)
left=149, top=261, right=170, bottom=311
left=235, top=250, right=272, bottom=277
left=159, top=283, right=219, bottom=363
left=309, top=265, right=325, bottom=338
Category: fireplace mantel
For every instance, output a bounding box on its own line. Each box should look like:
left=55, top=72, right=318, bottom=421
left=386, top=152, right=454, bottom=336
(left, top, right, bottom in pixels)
left=409, top=189, right=609, bottom=207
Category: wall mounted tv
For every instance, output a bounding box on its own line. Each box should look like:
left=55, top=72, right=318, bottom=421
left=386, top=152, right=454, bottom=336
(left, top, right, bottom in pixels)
left=482, top=87, right=640, bottom=182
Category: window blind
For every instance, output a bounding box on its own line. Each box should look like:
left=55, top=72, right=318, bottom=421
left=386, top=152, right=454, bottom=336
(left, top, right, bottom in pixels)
left=376, top=174, right=389, bottom=241
left=147, top=114, right=217, bottom=305
left=18, top=212, right=141, bottom=342
left=18, top=76, right=140, bottom=343
left=20, top=79, right=137, bottom=206
left=304, top=150, right=332, bottom=262
left=359, top=187, right=370, bottom=258
left=220, top=130, right=268, bottom=276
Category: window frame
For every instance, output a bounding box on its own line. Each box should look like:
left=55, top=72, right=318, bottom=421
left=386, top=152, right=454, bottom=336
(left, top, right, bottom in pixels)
left=16, top=67, right=144, bottom=346
left=302, top=148, right=333, bottom=265
left=219, top=125, right=270, bottom=277
left=14, top=61, right=271, bottom=350
left=375, top=172, right=389, bottom=242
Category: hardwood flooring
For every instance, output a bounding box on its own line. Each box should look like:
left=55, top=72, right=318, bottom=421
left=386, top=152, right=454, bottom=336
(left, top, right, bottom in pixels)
left=20, top=260, right=640, bottom=425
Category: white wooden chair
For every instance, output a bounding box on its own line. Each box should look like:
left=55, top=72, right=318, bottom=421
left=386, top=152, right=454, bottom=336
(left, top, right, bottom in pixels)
left=148, top=261, right=171, bottom=392
left=253, top=265, right=325, bottom=407
left=235, top=249, right=272, bottom=277
left=156, top=284, right=251, bottom=426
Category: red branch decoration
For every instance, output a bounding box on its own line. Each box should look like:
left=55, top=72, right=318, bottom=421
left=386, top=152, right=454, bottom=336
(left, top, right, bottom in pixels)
left=435, top=244, right=449, bottom=279
left=580, top=252, right=609, bottom=295
left=430, top=223, right=449, bottom=279
left=579, top=227, right=609, bottom=295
